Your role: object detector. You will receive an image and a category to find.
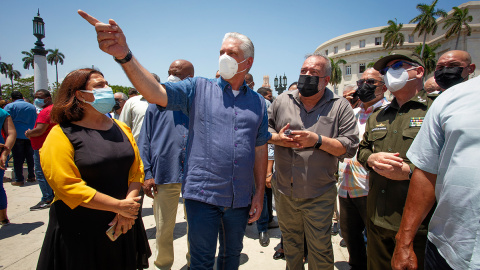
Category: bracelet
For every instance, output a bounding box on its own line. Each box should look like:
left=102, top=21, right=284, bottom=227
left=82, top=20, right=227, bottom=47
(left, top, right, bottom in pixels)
left=114, top=50, right=133, bottom=64
left=266, top=173, right=273, bottom=178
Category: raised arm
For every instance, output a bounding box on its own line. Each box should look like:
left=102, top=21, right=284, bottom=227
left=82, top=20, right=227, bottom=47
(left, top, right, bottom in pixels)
left=78, top=10, right=168, bottom=106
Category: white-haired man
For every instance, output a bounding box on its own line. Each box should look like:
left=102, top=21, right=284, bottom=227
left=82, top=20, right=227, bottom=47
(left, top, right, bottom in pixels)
left=79, top=11, right=269, bottom=270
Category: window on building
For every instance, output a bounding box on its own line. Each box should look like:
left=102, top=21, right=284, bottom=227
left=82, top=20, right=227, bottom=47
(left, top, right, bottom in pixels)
left=359, top=40, right=366, bottom=48
left=409, top=35, right=414, bottom=43
left=345, top=42, right=351, bottom=51
left=334, top=46, right=338, bottom=54
left=346, top=65, right=351, bottom=75
left=359, top=63, right=366, bottom=73
left=375, top=37, right=382, bottom=46
left=325, top=49, right=328, bottom=55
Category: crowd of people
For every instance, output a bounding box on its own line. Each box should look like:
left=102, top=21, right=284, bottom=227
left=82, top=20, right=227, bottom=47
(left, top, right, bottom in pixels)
left=1, top=9, right=478, bottom=270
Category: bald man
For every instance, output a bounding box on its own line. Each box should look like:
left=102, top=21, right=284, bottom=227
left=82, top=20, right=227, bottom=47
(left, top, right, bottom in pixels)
left=424, top=77, right=443, bottom=94
left=139, top=59, right=194, bottom=270
left=434, top=50, right=476, bottom=90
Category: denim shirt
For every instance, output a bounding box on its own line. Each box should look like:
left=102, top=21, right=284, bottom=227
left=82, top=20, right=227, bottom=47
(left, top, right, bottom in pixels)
left=138, top=103, right=188, bottom=185
left=161, top=77, right=270, bottom=208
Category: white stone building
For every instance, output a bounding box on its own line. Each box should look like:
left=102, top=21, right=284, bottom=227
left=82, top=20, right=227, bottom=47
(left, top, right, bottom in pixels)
left=315, top=1, right=480, bottom=96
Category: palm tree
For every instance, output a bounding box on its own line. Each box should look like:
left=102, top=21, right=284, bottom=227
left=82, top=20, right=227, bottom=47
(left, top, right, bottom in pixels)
left=0, top=59, right=7, bottom=95
left=380, top=19, right=405, bottom=50
left=414, top=43, right=441, bottom=75
left=3, top=63, right=22, bottom=86
left=443, top=7, right=473, bottom=50
left=410, top=0, right=447, bottom=58
left=330, top=58, right=347, bottom=91
left=21, top=50, right=35, bottom=70
left=47, top=48, right=65, bottom=85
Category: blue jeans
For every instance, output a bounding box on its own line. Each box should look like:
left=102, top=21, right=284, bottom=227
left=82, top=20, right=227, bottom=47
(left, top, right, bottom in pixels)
left=33, top=150, right=53, bottom=202
left=185, top=199, right=249, bottom=270
left=0, top=170, right=6, bottom=209
left=256, top=191, right=269, bottom=233
left=11, top=139, right=34, bottom=182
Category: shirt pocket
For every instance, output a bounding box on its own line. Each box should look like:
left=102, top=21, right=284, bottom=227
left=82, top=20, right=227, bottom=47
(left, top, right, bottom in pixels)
left=367, top=129, right=387, bottom=153
left=316, top=116, right=335, bottom=138
left=401, top=127, right=420, bottom=154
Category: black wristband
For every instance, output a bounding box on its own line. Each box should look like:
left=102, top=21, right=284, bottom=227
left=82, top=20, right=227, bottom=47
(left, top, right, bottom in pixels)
left=114, top=50, right=133, bottom=64
left=314, top=134, right=323, bottom=149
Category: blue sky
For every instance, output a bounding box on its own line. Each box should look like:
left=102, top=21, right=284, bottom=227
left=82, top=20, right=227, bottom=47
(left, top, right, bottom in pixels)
left=0, top=0, right=468, bottom=95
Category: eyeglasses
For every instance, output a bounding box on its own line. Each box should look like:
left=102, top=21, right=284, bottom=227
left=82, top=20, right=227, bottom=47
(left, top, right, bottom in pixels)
left=356, top=78, right=383, bottom=86
left=380, top=60, right=414, bottom=75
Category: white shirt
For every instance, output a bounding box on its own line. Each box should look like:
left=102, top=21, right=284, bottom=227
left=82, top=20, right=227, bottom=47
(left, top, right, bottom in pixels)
left=407, top=77, right=480, bottom=269
left=118, top=95, right=149, bottom=143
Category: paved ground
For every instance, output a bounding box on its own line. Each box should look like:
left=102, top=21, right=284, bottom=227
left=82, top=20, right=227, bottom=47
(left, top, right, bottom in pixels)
left=0, top=171, right=350, bottom=270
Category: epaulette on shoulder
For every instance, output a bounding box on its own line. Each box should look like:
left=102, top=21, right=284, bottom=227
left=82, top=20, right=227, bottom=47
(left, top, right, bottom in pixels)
left=373, top=103, right=389, bottom=113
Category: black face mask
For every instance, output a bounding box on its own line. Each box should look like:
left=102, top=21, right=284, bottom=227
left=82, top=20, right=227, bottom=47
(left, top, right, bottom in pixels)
left=434, top=66, right=466, bottom=90
left=113, top=100, right=121, bottom=111
left=297, top=75, right=320, bottom=97
left=356, top=83, right=377, bottom=103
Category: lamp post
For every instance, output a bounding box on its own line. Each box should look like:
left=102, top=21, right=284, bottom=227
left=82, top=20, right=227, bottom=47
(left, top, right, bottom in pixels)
left=274, top=73, right=287, bottom=95
left=32, top=9, right=48, bottom=92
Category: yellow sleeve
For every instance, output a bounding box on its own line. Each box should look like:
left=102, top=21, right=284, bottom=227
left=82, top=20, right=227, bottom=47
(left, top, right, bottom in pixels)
left=39, top=125, right=97, bottom=209
left=114, top=119, right=145, bottom=185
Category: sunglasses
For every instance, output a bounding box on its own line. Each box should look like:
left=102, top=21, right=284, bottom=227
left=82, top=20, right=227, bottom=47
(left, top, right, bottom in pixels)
left=380, top=60, right=414, bottom=75
left=356, top=78, right=383, bottom=86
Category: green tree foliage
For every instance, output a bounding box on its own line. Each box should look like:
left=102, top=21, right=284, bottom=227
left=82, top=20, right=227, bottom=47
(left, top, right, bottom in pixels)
left=414, top=43, right=441, bottom=75
left=330, top=58, right=347, bottom=90
left=2, top=63, right=21, bottom=86
left=410, top=0, right=447, bottom=57
left=21, top=50, right=35, bottom=70
left=380, top=19, right=405, bottom=50
left=110, top=84, right=131, bottom=96
left=47, top=48, right=65, bottom=86
left=443, top=7, right=473, bottom=50
left=0, top=60, right=7, bottom=96
left=1, top=76, right=34, bottom=101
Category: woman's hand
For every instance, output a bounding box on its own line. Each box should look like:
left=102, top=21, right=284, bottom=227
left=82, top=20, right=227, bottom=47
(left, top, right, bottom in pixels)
left=116, top=196, right=141, bottom=219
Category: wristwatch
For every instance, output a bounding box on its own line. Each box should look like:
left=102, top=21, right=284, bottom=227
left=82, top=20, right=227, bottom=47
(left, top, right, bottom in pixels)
left=314, top=134, right=323, bottom=149
left=114, top=50, right=133, bottom=64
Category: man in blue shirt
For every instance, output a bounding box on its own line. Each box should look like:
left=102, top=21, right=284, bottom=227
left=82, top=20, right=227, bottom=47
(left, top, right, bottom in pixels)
left=5, top=91, right=37, bottom=186
left=80, top=11, right=270, bottom=270
left=139, top=59, right=194, bottom=270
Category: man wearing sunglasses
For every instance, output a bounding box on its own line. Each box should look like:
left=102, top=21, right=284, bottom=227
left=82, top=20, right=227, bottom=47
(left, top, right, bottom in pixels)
left=357, top=52, right=437, bottom=270
left=338, top=68, right=389, bottom=270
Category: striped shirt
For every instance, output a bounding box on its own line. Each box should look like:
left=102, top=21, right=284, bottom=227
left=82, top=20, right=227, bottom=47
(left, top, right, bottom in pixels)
left=339, top=98, right=389, bottom=198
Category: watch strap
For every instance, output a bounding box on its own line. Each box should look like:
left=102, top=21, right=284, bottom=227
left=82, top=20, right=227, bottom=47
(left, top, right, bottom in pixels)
left=114, top=50, right=133, bottom=64
left=314, top=134, right=323, bottom=149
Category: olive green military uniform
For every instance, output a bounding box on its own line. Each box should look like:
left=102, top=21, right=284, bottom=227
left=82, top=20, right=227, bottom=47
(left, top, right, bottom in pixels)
left=357, top=90, right=436, bottom=270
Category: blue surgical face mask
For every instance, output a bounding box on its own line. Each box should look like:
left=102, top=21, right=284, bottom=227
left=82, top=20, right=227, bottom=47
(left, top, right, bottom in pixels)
left=80, top=86, right=115, bottom=114
left=34, top=98, right=45, bottom=109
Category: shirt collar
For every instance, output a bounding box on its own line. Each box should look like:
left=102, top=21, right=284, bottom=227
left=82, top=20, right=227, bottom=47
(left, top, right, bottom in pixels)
left=217, top=77, right=249, bottom=94
left=362, top=98, right=388, bottom=114
left=387, top=90, right=429, bottom=111
left=289, top=87, right=338, bottom=107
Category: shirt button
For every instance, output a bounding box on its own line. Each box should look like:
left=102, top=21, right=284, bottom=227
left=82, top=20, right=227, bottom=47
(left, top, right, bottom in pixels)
left=235, top=127, right=238, bottom=131
left=393, top=130, right=397, bottom=134
left=381, top=190, right=385, bottom=193
left=234, top=160, right=237, bottom=164
left=235, top=143, right=237, bottom=147
left=235, top=112, right=238, bottom=115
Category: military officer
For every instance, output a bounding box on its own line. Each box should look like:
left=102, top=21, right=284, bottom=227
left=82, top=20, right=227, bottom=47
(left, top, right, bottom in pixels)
left=357, top=51, right=436, bottom=270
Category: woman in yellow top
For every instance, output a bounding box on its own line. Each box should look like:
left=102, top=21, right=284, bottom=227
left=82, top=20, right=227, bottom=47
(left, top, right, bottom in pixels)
left=37, top=68, right=151, bottom=270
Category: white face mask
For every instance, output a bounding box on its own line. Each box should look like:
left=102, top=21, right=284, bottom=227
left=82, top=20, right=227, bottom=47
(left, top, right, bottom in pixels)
left=218, top=54, right=248, bottom=80
left=167, top=75, right=181, bottom=83
left=384, top=67, right=417, bottom=92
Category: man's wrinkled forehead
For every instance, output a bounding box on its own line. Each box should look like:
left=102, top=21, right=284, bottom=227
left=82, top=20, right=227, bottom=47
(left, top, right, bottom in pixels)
left=438, top=52, right=471, bottom=66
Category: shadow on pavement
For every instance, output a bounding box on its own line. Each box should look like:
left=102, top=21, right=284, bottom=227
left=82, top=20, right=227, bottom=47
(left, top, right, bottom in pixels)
left=145, top=221, right=187, bottom=241
left=0, top=221, right=44, bottom=240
